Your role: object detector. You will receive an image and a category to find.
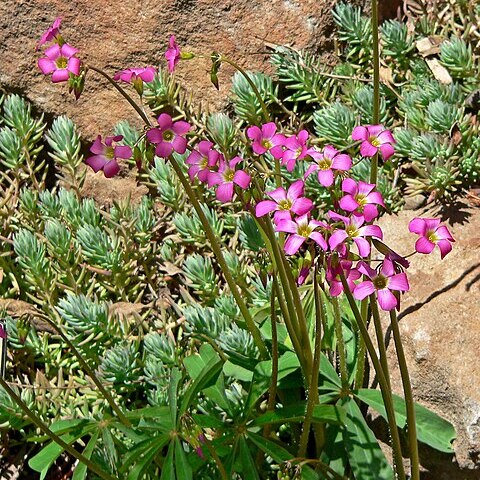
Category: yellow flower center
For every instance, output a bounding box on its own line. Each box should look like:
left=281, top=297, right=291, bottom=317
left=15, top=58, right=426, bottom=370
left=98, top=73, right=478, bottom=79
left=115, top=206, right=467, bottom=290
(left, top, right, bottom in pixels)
left=56, top=56, right=68, bottom=69
left=346, top=225, right=358, bottom=237
left=163, top=130, right=174, bottom=141
left=426, top=230, right=439, bottom=243
left=369, top=136, right=380, bottom=147
left=355, top=194, right=367, bottom=207
left=373, top=274, right=389, bottom=290
left=278, top=199, right=293, bottom=210
left=105, top=146, right=115, bottom=159
left=297, top=224, right=313, bottom=238
left=199, top=156, right=208, bottom=169
left=295, top=147, right=303, bottom=158
left=318, top=158, right=332, bottom=170
left=261, top=139, right=273, bottom=149
left=224, top=168, right=235, bottom=182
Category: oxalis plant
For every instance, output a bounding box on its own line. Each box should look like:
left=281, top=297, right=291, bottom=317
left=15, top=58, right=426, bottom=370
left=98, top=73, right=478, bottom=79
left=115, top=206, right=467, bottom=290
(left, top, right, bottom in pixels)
left=0, top=2, right=459, bottom=480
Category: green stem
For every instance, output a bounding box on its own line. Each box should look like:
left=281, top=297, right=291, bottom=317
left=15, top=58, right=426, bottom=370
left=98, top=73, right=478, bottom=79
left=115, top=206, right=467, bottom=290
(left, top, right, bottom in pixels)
left=370, top=296, right=392, bottom=391
left=267, top=277, right=280, bottom=413
left=168, top=157, right=268, bottom=359
left=220, top=56, right=270, bottom=123
left=390, top=310, right=420, bottom=480
left=88, top=65, right=152, bottom=126
left=298, top=265, right=325, bottom=458
left=370, top=0, right=380, bottom=184
left=0, top=378, right=115, bottom=480
left=340, top=273, right=406, bottom=480
left=332, top=296, right=349, bottom=390
left=37, top=309, right=132, bottom=427
left=354, top=299, right=368, bottom=389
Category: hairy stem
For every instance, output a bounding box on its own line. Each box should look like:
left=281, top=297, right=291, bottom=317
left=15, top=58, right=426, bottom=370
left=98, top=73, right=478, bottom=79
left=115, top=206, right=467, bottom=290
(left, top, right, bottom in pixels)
left=370, top=0, right=380, bottom=184
left=370, top=296, right=392, bottom=391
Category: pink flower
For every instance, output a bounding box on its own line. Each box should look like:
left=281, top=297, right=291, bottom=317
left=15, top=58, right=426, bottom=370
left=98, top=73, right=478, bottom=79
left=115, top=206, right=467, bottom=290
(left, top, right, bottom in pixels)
left=408, top=218, right=455, bottom=259
left=0, top=323, right=6, bottom=340
left=38, top=43, right=80, bottom=83
left=37, top=17, right=62, bottom=50
left=281, top=130, right=314, bottom=172
left=276, top=214, right=328, bottom=255
left=113, top=67, right=156, bottom=83
left=353, top=258, right=410, bottom=311
left=305, top=145, right=352, bottom=187
left=165, top=35, right=181, bottom=73
left=207, top=156, right=251, bottom=203
left=186, top=141, right=221, bottom=182
left=246, top=122, right=285, bottom=158
left=255, top=180, right=313, bottom=224
left=146, top=113, right=191, bottom=157
left=328, top=212, right=383, bottom=258
left=352, top=125, right=396, bottom=160
left=326, top=258, right=361, bottom=297
left=85, top=135, right=132, bottom=178
left=339, top=178, right=385, bottom=222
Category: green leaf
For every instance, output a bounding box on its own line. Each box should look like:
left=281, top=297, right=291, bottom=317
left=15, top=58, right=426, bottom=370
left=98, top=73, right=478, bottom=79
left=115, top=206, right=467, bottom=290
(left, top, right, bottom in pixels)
left=168, top=368, right=182, bottom=425
left=251, top=403, right=345, bottom=427
left=120, top=435, right=169, bottom=474
left=223, top=360, right=253, bottom=382
left=319, top=353, right=342, bottom=389
left=127, top=436, right=168, bottom=480
left=181, top=345, right=223, bottom=416
left=174, top=437, right=193, bottom=480
left=355, top=388, right=456, bottom=453
left=160, top=441, right=175, bottom=480
left=238, top=436, right=260, bottom=480
left=72, top=431, right=100, bottom=480
left=340, top=397, right=394, bottom=480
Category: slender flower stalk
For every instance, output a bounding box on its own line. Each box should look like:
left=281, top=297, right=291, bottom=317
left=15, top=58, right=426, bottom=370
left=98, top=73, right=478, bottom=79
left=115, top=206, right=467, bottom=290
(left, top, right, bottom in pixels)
left=390, top=309, right=420, bottom=480
left=340, top=272, right=406, bottom=480
left=370, top=0, right=380, bottom=184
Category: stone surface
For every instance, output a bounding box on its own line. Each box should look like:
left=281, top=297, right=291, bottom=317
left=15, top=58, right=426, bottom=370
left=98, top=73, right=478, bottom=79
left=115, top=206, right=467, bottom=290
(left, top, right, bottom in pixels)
left=0, top=0, right=404, bottom=140
left=377, top=203, right=480, bottom=478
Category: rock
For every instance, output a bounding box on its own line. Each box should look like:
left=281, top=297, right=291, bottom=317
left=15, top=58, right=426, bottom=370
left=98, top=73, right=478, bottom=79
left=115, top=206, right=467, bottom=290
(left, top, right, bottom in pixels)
left=0, top=0, right=401, bottom=140
left=377, top=205, right=480, bottom=478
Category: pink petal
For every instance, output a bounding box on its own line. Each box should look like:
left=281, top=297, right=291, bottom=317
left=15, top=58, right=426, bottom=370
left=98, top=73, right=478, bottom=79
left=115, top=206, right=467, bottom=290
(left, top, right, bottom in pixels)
left=275, top=219, right=298, bottom=234
left=366, top=125, right=384, bottom=137
left=291, top=197, right=313, bottom=216
left=415, top=236, right=436, bottom=254
left=357, top=181, right=374, bottom=196
left=377, top=130, right=395, bottom=144
left=171, top=121, right=191, bottom=135
left=438, top=239, right=453, bottom=259
left=262, top=122, right=277, bottom=138
left=61, top=43, right=79, bottom=58
left=216, top=182, right=234, bottom=202
left=197, top=168, right=210, bottom=183
left=287, top=180, right=304, bottom=200
left=363, top=204, right=379, bottom=222
left=329, top=281, right=344, bottom=297
left=188, top=165, right=200, bottom=181
left=380, top=258, right=395, bottom=277
left=247, top=125, right=261, bottom=141
left=157, top=113, right=173, bottom=130
left=140, top=67, right=156, bottom=82
left=85, top=155, right=106, bottom=173
left=90, top=136, right=106, bottom=155
left=207, top=172, right=222, bottom=187
left=186, top=150, right=201, bottom=165
left=436, top=226, right=454, bottom=241
left=339, top=194, right=359, bottom=212
left=357, top=261, right=377, bottom=279
left=331, top=153, right=352, bottom=171
left=233, top=170, right=251, bottom=189
left=103, top=160, right=120, bottom=178
left=309, top=231, right=328, bottom=250
left=318, top=169, right=334, bottom=187
left=377, top=289, right=398, bottom=311
left=271, top=134, right=285, bottom=146
left=323, top=145, right=339, bottom=159
left=267, top=187, right=287, bottom=203
left=353, top=281, right=375, bottom=300
left=284, top=235, right=305, bottom=255
left=172, top=135, right=187, bottom=154
left=270, top=145, right=284, bottom=159
left=297, top=130, right=309, bottom=143
left=352, top=126, right=368, bottom=141
left=114, top=145, right=132, bottom=159
left=304, top=164, right=319, bottom=178
left=342, top=178, right=358, bottom=195
left=256, top=200, right=278, bottom=217
left=388, top=273, right=410, bottom=292
left=379, top=143, right=395, bottom=160
left=408, top=218, right=426, bottom=235
left=424, top=218, right=441, bottom=232
left=146, top=128, right=162, bottom=144
left=354, top=237, right=371, bottom=257
left=198, top=140, right=214, bottom=154
left=328, top=211, right=349, bottom=225
left=273, top=210, right=292, bottom=224
left=365, top=191, right=385, bottom=206
left=155, top=142, right=174, bottom=158
left=252, top=142, right=268, bottom=155
left=38, top=58, right=55, bottom=74
left=44, top=44, right=61, bottom=60
left=360, top=141, right=378, bottom=158
left=51, top=69, right=70, bottom=83
left=329, top=230, right=348, bottom=250
left=358, top=224, right=383, bottom=240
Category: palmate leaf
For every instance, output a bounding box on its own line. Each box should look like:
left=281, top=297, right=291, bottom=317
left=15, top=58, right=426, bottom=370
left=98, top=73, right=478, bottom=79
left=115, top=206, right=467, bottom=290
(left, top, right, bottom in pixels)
left=355, top=388, right=456, bottom=453
left=339, top=397, right=394, bottom=480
